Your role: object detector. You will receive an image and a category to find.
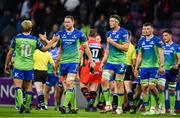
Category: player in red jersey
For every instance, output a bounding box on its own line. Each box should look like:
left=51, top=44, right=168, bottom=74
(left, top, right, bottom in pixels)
left=79, top=29, right=104, bottom=111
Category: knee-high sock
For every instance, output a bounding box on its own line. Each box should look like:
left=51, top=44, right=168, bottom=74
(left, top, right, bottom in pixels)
left=102, top=88, right=110, bottom=105
left=15, top=87, right=23, bottom=107
left=63, top=89, right=74, bottom=108
left=70, top=88, right=76, bottom=109
left=25, top=91, right=33, bottom=109
left=169, top=93, right=176, bottom=111
left=159, top=90, right=165, bottom=109
left=117, top=93, right=124, bottom=108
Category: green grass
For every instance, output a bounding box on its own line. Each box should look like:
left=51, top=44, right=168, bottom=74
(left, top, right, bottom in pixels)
left=0, top=107, right=179, bottom=117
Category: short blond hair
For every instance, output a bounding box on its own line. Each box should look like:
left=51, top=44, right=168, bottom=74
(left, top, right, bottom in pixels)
left=21, top=20, right=32, bottom=33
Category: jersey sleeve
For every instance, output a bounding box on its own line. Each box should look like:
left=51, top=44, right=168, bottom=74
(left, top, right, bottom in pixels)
left=56, top=32, right=62, bottom=46
left=157, top=38, right=164, bottom=48
left=176, top=44, right=180, bottom=55
left=137, top=40, right=142, bottom=53
left=36, top=38, right=44, bottom=50
left=80, top=32, right=87, bottom=45
left=121, top=30, right=129, bottom=43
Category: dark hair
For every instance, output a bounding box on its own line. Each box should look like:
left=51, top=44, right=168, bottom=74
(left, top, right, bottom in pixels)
left=110, top=14, right=121, bottom=24
left=143, top=22, right=154, bottom=28
left=65, top=15, right=74, bottom=21
left=89, top=29, right=97, bottom=37
left=162, top=29, right=172, bottom=35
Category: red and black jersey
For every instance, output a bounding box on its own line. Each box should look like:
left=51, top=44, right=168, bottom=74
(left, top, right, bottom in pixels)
left=80, top=38, right=104, bottom=63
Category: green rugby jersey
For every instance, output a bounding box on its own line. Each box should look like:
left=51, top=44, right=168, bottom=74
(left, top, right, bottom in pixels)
left=10, top=34, right=43, bottom=70
left=106, top=27, right=129, bottom=64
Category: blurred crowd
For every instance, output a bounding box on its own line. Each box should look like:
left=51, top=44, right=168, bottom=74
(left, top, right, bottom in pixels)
left=0, top=0, right=180, bottom=76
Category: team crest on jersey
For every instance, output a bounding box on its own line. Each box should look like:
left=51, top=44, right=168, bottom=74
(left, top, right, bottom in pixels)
left=115, top=34, right=119, bottom=38
left=150, top=41, right=154, bottom=45
left=72, top=35, right=77, bottom=38
left=170, top=47, right=174, bottom=51
left=62, top=34, right=66, bottom=38
left=142, top=41, right=145, bottom=46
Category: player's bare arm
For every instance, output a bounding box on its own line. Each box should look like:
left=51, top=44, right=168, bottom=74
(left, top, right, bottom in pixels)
left=83, top=42, right=95, bottom=68
left=100, top=43, right=109, bottom=70
left=55, top=47, right=62, bottom=71
left=158, top=48, right=165, bottom=75
left=134, top=52, right=142, bottom=78
left=4, top=49, right=13, bottom=74
left=41, top=34, right=59, bottom=52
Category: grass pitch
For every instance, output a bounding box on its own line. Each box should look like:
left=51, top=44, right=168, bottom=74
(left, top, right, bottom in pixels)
left=0, top=106, right=180, bottom=117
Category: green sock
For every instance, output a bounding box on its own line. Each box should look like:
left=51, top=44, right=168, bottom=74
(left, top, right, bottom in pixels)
left=70, top=88, right=76, bottom=109
left=169, top=93, right=176, bottom=111
left=63, top=89, right=73, bottom=108
left=109, top=94, right=113, bottom=104
left=25, top=92, right=32, bottom=109
left=99, top=93, right=105, bottom=102
left=93, top=95, right=99, bottom=107
left=143, top=95, right=149, bottom=111
left=15, top=91, right=19, bottom=108
left=16, top=88, right=23, bottom=107
left=151, top=94, right=156, bottom=108
left=103, top=88, right=110, bottom=105
left=118, top=94, right=124, bottom=108
left=45, top=100, right=48, bottom=106
left=159, top=91, right=165, bottom=109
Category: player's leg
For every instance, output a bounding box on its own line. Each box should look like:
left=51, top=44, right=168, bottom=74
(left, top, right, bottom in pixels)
left=54, top=80, right=64, bottom=110
left=101, top=70, right=113, bottom=112
left=112, top=64, right=127, bottom=114
left=113, top=73, right=125, bottom=114
left=62, top=73, right=76, bottom=112
left=88, top=82, right=99, bottom=111
left=34, top=70, right=47, bottom=110
left=139, top=68, right=150, bottom=114
left=23, top=70, right=34, bottom=113
left=44, top=84, right=51, bottom=109
left=13, top=68, right=25, bottom=113
left=124, top=65, right=135, bottom=113
left=168, top=72, right=177, bottom=115
left=149, top=68, right=160, bottom=114
left=158, top=73, right=166, bottom=114
left=79, top=61, right=91, bottom=106
left=80, top=82, right=90, bottom=106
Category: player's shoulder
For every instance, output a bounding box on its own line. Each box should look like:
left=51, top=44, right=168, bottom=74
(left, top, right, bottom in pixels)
left=153, top=35, right=161, bottom=41
left=138, top=36, right=145, bottom=44
left=16, top=33, right=38, bottom=40
left=119, top=27, right=128, bottom=34
left=74, top=28, right=84, bottom=35
left=56, top=30, right=65, bottom=36
left=172, top=42, right=180, bottom=49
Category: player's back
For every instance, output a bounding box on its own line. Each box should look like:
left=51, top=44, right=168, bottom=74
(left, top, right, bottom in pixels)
left=87, top=39, right=104, bottom=62
left=12, top=34, right=43, bottom=70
